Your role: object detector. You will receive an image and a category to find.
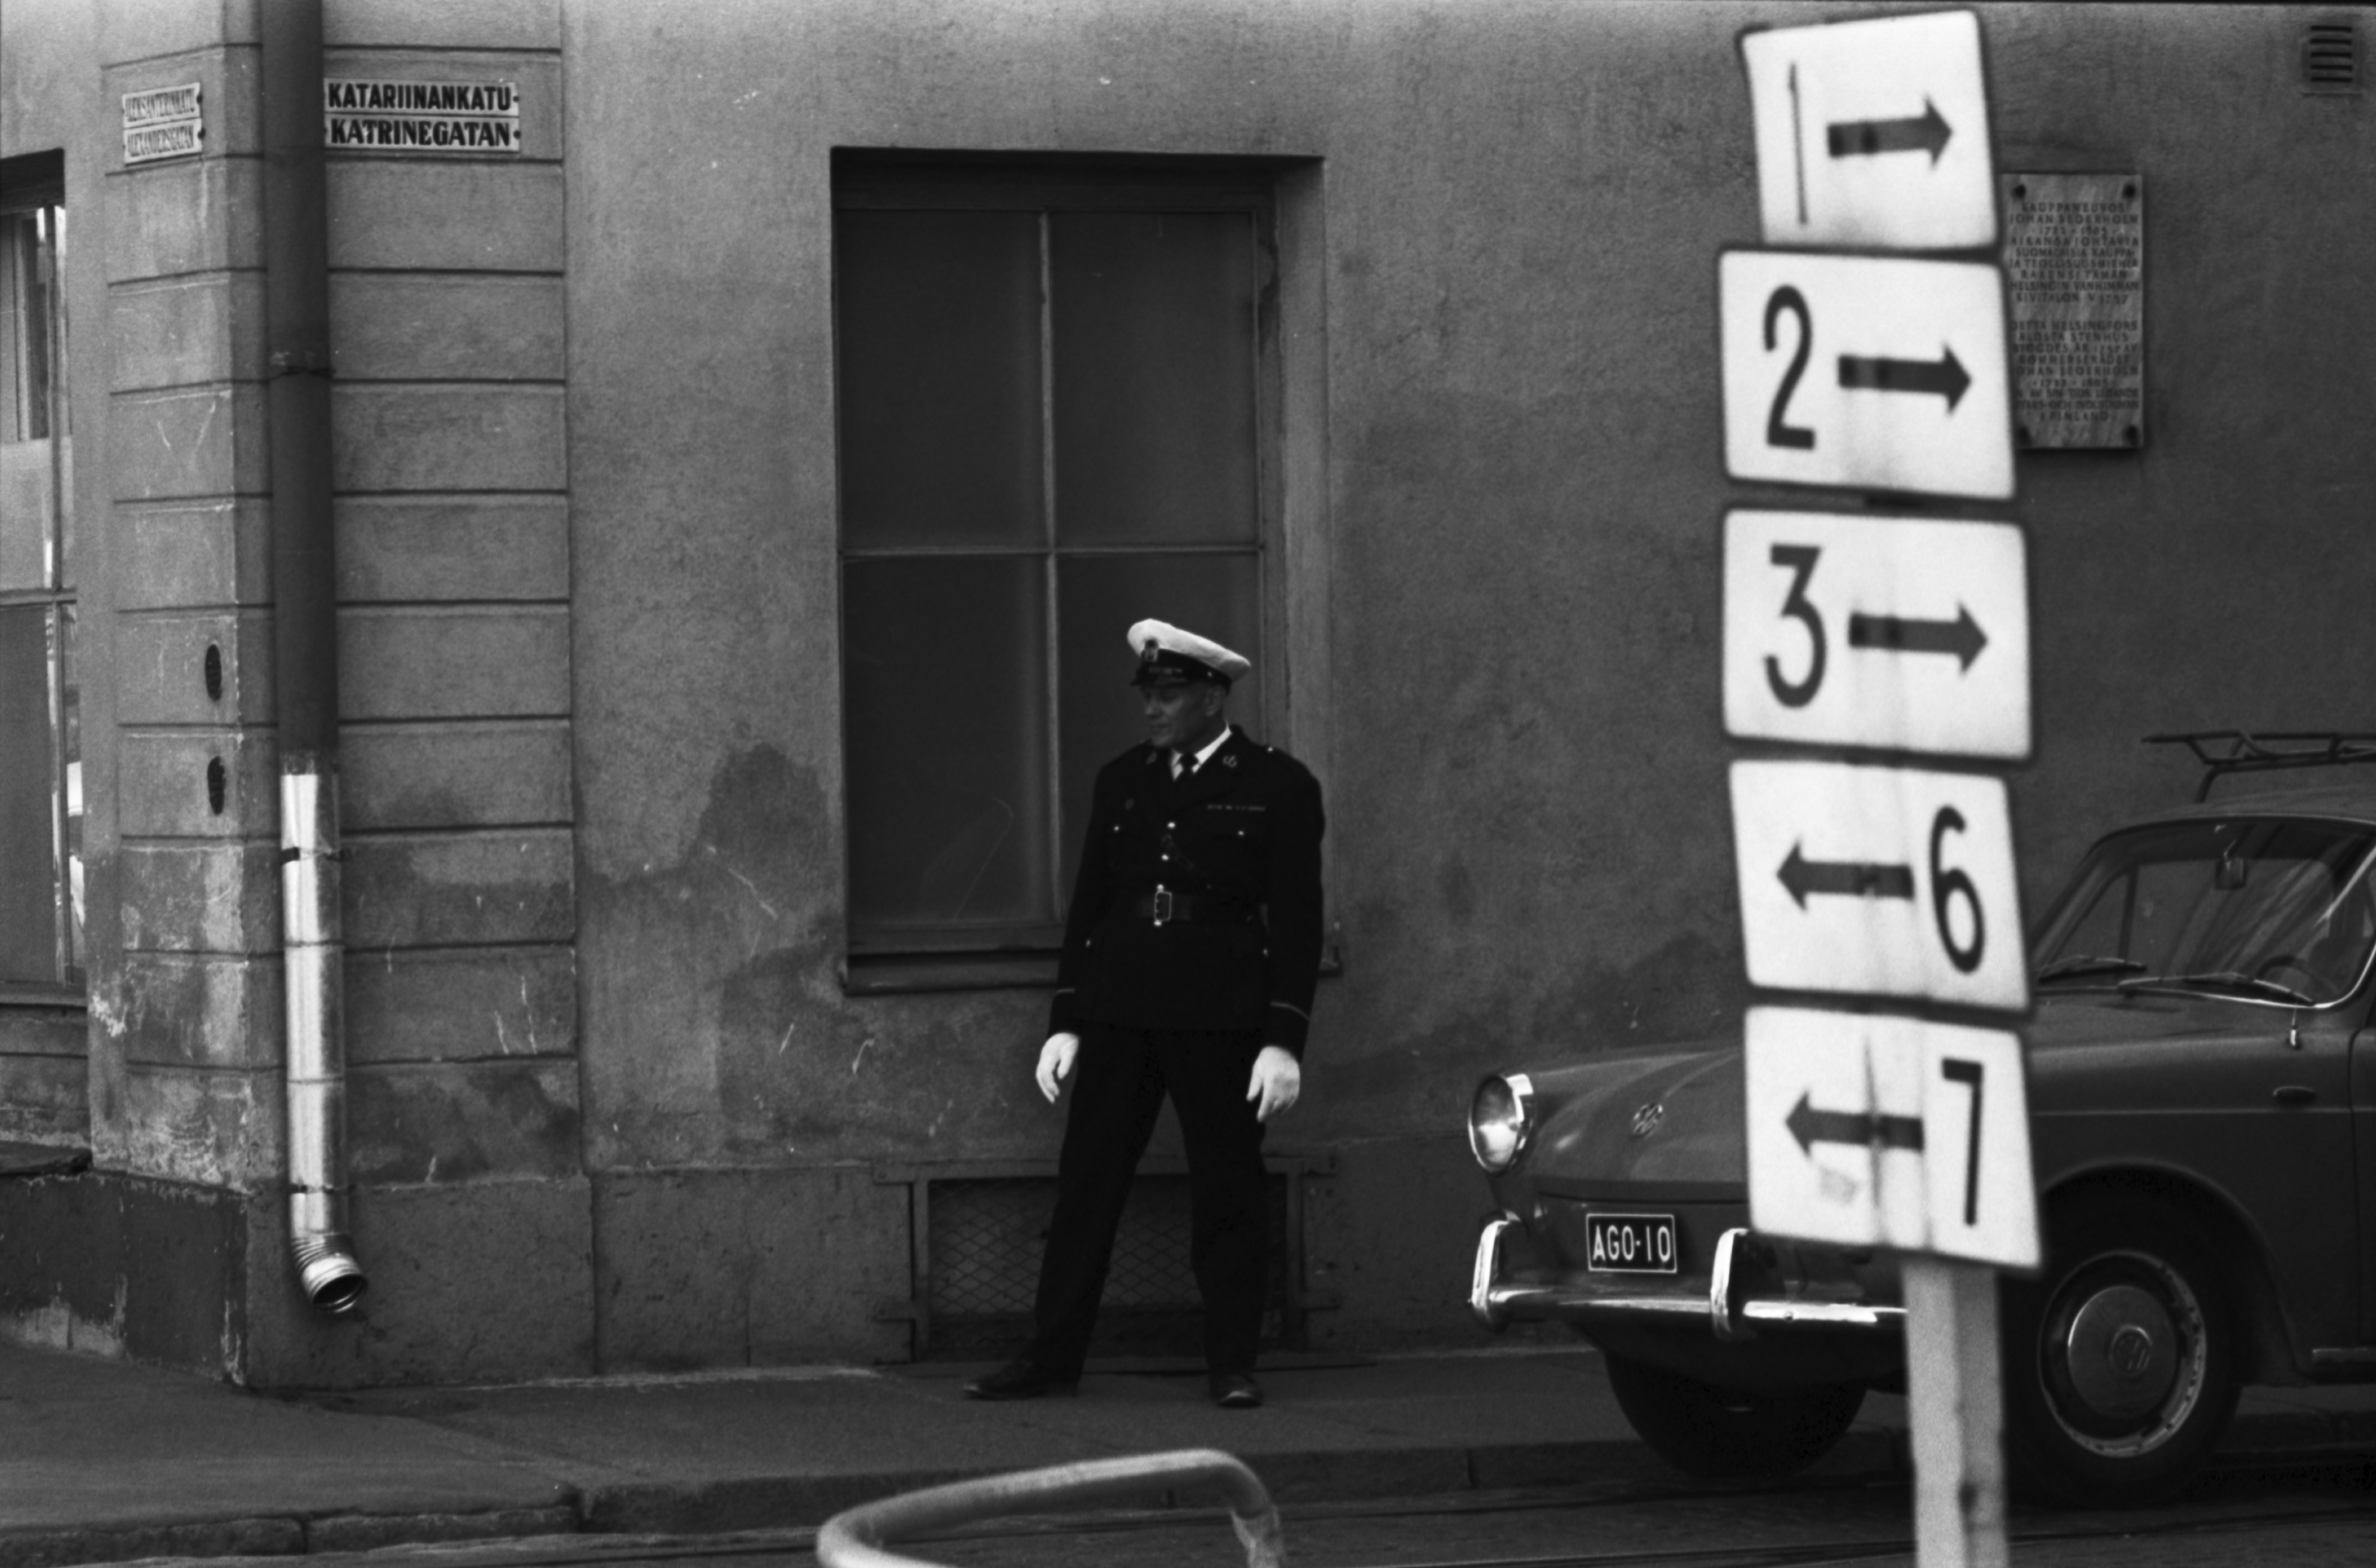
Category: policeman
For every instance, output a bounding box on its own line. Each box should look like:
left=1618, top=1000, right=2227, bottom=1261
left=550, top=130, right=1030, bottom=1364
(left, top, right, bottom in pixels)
left=966, top=619, right=1325, bottom=1409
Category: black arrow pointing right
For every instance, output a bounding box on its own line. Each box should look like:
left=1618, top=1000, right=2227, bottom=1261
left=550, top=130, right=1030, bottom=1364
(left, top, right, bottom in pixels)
left=1778, top=843, right=1916, bottom=909
left=1826, top=99, right=1954, bottom=166
left=1848, top=605, right=1988, bottom=672
left=1837, top=346, right=1973, bottom=411
left=1786, top=1092, right=1926, bottom=1156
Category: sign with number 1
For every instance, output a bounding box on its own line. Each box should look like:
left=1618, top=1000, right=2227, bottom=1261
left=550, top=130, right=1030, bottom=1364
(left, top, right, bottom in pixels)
left=1739, top=9, right=1998, bottom=250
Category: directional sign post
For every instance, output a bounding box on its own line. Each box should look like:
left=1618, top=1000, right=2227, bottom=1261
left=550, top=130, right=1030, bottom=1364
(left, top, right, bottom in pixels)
left=1723, top=510, right=2030, bottom=759
left=1721, top=251, right=2014, bottom=500
left=1745, top=1006, right=2037, bottom=1268
left=1729, top=759, right=2026, bottom=1011
left=1740, top=10, right=1997, bottom=250
left=1723, top=16, right=2027, bottom=1565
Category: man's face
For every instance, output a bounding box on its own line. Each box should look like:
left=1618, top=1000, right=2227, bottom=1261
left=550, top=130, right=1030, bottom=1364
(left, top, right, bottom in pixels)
left=1141, top=680, right=1226, bottom=753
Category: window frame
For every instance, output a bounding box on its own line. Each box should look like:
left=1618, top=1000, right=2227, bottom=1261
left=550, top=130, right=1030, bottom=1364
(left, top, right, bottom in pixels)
left=831, top=157, right=1292, bottom=969
left=0, top=157, right=80, bottom=1006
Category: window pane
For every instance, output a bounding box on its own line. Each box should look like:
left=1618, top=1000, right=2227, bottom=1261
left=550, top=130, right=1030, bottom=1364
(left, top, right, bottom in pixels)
left=1055, top=552, right=1261, bottom=899
left=1051, top=212, right=1257, bottom=546
left=50, top=208, right=72, bottom=593
left=0, top=438, right=50, bottom=591
left=0, top=206, right=57, bottom=593
left=60, top=600, right=81, bottom=980
left=0, top=603, right=58, bottom=983
left=836, top=211, right=1045, bottom=551
left=844, top=555, right=1052, bottom=938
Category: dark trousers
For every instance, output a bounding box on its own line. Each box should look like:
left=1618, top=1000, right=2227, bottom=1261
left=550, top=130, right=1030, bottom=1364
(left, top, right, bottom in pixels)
left=1028, top=1022, right=1270, bottom=1378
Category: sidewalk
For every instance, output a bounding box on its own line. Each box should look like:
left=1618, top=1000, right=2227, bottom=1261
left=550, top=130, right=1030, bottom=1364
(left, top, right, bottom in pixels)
left=5, top=1339, right=2375, bottom=1568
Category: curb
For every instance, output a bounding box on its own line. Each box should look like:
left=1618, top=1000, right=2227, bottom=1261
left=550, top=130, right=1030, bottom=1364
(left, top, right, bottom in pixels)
left=0, top=1506, right=578, bottom=1568
left=6, top=1413, right=2366, bottom=1568
left=1, top=1435, right=1864, bottom=1568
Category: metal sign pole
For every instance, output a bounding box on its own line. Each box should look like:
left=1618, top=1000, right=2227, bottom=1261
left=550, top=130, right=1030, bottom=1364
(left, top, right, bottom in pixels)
left=1904, top=1257, right=2009, bottom=1568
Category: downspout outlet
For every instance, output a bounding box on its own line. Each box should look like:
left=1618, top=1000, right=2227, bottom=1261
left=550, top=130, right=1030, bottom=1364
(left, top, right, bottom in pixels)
left=283, top=764, right=365, bottom=1314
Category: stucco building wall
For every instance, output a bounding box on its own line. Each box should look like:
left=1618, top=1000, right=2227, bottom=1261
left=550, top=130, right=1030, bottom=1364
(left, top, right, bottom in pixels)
left=2, top=0, right=2369, bottom=1386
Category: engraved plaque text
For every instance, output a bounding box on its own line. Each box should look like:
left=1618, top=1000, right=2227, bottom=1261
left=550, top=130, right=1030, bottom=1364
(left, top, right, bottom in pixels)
left=2002, top=173, right=2144, bottom=449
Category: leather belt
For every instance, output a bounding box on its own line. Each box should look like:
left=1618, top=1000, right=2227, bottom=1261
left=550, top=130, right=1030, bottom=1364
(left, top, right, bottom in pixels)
left=1133, top=888, right=1257, bottom=926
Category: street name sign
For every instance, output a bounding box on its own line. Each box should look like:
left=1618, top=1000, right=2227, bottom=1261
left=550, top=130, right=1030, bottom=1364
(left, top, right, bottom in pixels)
left=1741, top=10, right=1997, bottom=251
left=1745, top=1005, right=2038, bottom=1269
left=124, top=83, right=203, bottom=165
left=1730, top=758, right=2027, bottom=1012
left=1723, top=509, right=2030, bottom=760
left=1720, top=250, right=2014, bottom=501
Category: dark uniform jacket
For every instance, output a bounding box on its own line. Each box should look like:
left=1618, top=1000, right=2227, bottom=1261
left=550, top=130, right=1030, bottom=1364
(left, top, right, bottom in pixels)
left=1047, top=729, right=1325, bottom=1055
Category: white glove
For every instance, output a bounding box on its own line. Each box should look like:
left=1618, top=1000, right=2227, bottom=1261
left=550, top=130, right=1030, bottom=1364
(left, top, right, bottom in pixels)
left=1245, top=1045, right=1301, bottom=1122
left=1036, top=1032, right=1080, bottom=1103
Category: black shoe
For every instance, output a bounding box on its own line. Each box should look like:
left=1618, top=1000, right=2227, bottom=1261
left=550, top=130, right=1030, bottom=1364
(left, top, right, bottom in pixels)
left=1208, top=1371, right=1263, bottom=1408
left=964, top=1357, right=1078, bottom=1401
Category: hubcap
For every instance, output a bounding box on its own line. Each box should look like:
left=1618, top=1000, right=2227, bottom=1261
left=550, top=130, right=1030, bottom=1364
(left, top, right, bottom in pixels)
left=2063, top=1284, right=2178, bottom=1421
left=2039, top=1251, right=2207, bottom=1458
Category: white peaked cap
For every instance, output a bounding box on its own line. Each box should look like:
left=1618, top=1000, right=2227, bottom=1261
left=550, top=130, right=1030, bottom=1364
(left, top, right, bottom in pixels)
left=1125, top=618, right=1252, bottom=683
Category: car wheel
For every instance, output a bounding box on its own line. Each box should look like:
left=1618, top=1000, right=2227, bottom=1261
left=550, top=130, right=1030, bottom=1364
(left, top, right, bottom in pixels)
left=1602, top=1353, right=1865, bottom=1478
left=2001, top=1194, right=2240, bottom=1507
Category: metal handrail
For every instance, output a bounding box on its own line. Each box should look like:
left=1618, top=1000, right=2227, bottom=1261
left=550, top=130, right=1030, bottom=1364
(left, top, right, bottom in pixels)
left=814, top=1447, right=1284, bottom=1568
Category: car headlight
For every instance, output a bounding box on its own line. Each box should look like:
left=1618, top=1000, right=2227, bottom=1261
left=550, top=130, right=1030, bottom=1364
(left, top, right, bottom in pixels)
left=1468, top=1072, right=1535, bottom=1173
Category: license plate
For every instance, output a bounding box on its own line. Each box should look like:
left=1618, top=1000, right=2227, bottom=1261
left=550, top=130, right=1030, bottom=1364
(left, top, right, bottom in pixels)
left=1587, top=1212, right=1678, bottom=1274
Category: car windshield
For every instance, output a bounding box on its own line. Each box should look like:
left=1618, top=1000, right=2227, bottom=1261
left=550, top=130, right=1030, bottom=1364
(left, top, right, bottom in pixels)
left=2032, top=818, right=2376, bottom=1006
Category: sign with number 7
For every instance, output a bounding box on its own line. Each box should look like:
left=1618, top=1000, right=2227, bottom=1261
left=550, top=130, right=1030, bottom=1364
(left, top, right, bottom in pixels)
left=1745, top=1005, right=2039, bottom=1269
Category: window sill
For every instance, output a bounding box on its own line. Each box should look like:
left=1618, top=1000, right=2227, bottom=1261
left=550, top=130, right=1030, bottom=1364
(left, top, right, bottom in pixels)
left=0, top=984, right=86, bottom=1016
left=841, top=951, right=1061, bottom=996
left=839, top=945, right=1345, bottom=997
left=0, top=1140, right=90, bottom=1177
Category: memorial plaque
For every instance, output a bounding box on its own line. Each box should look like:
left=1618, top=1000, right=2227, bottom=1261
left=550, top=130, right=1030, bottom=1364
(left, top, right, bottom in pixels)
left=2002, top=172, right=2144, bottom=449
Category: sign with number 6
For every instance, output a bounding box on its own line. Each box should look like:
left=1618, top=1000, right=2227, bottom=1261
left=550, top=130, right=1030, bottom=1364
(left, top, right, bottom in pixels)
left=1729, top=758, right=2027, bottom=1011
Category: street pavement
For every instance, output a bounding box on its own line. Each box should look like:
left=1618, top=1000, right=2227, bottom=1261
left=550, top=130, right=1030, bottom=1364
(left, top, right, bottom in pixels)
left=5, top=1338, right=2375, bottom=1568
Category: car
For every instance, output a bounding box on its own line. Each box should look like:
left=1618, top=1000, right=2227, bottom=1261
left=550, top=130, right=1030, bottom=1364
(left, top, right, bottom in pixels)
left=1465, top=731, right=2376, bottom=1504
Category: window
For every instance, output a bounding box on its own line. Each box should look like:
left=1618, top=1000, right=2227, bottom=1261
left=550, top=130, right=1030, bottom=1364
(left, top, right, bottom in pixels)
left=2035, top=820, right=2376, bottom=1006
left=835, top=163, right=1278, bottom=956
left=1, top=158, right=81, bottom=996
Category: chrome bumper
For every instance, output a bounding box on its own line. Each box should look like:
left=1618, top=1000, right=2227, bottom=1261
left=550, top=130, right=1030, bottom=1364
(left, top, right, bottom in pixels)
left=1469, top=1215, right=1906, bottom=1339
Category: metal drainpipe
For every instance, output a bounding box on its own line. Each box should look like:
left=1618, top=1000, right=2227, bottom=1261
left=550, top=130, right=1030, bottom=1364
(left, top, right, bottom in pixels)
left=263, top=0, right=364, bottom=1313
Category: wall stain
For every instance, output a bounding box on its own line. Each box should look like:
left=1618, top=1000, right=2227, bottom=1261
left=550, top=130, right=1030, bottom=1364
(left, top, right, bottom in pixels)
left=583, top=744, right=1055, bottom=1170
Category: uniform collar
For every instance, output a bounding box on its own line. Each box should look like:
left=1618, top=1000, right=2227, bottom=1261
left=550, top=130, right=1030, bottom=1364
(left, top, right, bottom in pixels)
left=1173, top=723, right=1234, bottom=777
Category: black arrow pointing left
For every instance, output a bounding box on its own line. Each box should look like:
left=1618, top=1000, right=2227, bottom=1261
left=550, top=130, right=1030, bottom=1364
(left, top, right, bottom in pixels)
left=1837, top=347, right=1972, bottom=411
left=1779, top=843, right=1916, bottom=909
left=1787, top=1092, right=1926, bottom=1155
left=1826, top=100, right=1953, bottom=166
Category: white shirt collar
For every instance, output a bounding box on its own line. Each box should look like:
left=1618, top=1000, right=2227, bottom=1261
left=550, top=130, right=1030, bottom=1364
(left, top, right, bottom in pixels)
left=1174, top=724, right=1233, bottom=777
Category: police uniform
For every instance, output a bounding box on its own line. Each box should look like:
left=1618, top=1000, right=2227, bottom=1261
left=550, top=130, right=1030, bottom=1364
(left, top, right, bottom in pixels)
left=978, top=620, right=1324, bottom=1405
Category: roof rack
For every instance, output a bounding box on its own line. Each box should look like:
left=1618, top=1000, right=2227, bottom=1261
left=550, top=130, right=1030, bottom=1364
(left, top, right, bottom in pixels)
left=2145, top=731, right=2376, bottom=802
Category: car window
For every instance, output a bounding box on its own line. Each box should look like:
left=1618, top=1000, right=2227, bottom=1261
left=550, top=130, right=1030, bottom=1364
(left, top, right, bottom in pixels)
left=2034, top=819, right=2376, bottom=1004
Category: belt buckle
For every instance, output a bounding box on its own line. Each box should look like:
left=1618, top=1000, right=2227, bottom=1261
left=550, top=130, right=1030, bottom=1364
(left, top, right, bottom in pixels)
left=1150, top=887, right=1175, bottom=926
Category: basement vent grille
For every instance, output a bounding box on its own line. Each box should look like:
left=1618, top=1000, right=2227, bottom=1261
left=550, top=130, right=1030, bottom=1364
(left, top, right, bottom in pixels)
left=2302, top=19, right=2360, bottom=94
left=921, top=1173, right=1296, bottom=1359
